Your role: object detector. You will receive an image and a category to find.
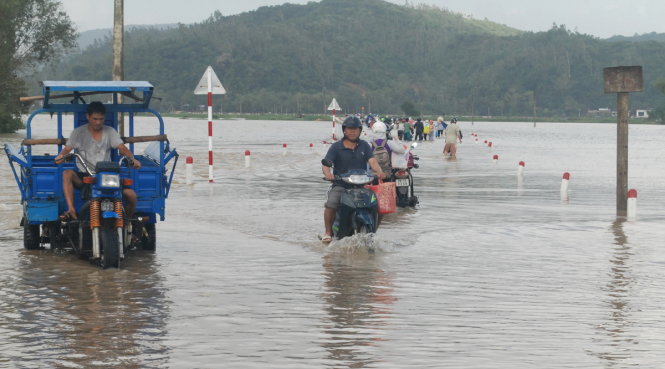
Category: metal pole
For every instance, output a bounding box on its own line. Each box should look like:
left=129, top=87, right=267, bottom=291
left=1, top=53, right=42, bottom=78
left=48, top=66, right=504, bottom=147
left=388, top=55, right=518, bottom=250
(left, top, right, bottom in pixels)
left=112, top=0, right=124, bottom=135
left=332, top=109, right=336, bottom=141
left=207, top=69, right=214, bottom=182
left=616, top=92, right=629, bottom=216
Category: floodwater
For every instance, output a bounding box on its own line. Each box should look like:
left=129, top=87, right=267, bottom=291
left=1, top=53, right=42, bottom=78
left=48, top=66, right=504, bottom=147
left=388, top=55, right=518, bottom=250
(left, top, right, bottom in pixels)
left=2, top=116, right=665, bottom=368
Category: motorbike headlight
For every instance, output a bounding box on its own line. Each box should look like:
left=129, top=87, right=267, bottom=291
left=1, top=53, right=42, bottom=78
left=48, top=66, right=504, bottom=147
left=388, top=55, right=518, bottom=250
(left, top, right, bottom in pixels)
left=344, top=174, right=373, bottom=185
left=100, top=174, right=120, bottom=188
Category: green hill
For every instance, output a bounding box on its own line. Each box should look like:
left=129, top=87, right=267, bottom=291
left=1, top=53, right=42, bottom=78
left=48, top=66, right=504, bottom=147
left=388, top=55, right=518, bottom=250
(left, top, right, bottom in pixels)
left=34, top=0, right=665, bottom=118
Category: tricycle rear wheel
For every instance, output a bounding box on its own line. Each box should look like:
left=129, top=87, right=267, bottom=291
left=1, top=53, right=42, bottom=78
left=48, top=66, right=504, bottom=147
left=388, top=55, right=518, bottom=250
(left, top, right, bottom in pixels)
left=23, top=220, right=41, bottom=250
left=140, top=223, right=156, bottom=251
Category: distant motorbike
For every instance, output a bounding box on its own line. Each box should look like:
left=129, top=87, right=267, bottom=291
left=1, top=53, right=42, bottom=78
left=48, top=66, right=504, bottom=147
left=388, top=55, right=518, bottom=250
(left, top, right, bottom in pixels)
left=322, top=159, right=379, bottom=239
left=392, top=142, right=419, bottom=207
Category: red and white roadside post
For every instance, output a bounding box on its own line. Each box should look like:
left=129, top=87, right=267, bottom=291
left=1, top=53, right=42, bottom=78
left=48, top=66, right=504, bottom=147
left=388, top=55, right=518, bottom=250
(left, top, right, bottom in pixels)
left=194, top=65, right=226, bottom=183
left=185, top=156, right=193, bottom=185
left=518, top=161, right=525, bottom=177
left=328, top=98, right=342, bottom=141
left=560, top=172, right=570, bottom=200
left=627, top=189, right=637, bottom=220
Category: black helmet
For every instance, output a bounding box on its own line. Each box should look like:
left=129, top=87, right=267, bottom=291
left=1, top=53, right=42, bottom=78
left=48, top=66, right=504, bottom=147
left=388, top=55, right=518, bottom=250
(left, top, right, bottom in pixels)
left=342, top=116, right=362, bottom=130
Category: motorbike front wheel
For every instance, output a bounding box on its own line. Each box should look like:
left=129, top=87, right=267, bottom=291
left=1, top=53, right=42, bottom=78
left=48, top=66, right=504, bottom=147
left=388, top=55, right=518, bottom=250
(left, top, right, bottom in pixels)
left=100, top=227, right=120, bottom=269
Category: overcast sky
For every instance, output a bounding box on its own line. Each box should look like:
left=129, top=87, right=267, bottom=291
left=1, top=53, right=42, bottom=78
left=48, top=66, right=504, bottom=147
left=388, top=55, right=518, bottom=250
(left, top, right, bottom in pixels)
left=60, top=0, right=664, bottom=38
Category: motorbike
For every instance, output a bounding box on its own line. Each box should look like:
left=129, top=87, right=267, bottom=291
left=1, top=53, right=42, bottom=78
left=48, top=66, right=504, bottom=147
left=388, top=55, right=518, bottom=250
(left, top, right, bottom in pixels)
left=392, top=142, right=419, bottom=207
left=60, top=153, right=135, bottom=268
left=322, top=159, right=379, bottom=239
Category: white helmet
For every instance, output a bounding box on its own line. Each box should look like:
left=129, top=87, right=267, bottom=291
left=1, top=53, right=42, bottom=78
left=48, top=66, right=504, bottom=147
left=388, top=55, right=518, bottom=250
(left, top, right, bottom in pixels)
left=372, top=121, right=387, bottom=134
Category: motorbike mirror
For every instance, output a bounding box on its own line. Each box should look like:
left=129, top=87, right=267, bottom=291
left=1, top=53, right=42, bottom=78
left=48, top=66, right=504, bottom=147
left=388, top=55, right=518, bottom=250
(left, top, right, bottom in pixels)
left=321, top=159, right=333, bottom=167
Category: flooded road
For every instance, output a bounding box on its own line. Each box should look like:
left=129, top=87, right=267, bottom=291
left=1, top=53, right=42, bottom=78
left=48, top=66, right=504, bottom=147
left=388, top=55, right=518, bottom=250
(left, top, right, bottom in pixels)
left=2, top=117, right=665, bottom=368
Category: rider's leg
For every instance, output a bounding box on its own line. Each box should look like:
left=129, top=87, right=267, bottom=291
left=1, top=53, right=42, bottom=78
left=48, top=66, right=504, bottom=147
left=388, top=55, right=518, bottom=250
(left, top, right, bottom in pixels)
left=324, top=207, right=336, bottom=236
left=62, top=169, right=82, bottom=219
left=324, top=186, right=343, bottom=236
left=122, top=188, right=137, bottom=219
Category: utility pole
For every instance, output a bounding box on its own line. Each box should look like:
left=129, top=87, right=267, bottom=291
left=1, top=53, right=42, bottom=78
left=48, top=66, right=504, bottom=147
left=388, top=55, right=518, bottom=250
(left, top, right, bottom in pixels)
left=113, top=0, right=124, bottom=134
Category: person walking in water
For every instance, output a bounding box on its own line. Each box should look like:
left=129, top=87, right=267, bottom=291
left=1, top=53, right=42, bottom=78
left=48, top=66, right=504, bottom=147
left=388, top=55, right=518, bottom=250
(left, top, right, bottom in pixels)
left=414, top=118, right=424, bottom=141
left=436, top=116, right=446, bottom=138
left=442, top=118, right=462, bottom=157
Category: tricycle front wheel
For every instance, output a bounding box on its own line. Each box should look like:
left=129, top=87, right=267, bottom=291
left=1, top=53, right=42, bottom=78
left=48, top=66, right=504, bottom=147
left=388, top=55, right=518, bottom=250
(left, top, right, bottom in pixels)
left=100, top=227, right=120, bottom=269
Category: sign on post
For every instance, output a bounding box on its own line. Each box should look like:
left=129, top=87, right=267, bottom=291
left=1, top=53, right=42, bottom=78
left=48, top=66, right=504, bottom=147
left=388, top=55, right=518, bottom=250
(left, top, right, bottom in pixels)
left=327, top=98, right=342, bottom=141
left=194, top=66, right=226, bottom=182
left=603, top=66, right=643, bottom=217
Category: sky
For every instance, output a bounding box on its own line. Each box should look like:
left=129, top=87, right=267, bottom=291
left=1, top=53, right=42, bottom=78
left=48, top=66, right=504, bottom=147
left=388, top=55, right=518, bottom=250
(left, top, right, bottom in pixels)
left=60, top=0, right=664, bottom=39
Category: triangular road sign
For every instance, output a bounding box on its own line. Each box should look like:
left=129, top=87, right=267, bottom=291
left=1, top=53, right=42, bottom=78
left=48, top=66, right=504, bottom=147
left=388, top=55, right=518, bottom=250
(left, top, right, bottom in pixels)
left=327, top=98, right=341, bottom=111
left=194, top=66, right=226, bottom=95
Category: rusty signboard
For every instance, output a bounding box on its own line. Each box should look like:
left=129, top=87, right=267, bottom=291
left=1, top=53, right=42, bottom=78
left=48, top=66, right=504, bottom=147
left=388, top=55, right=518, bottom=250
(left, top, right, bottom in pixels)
left=603, top=66, right=643, bottom=93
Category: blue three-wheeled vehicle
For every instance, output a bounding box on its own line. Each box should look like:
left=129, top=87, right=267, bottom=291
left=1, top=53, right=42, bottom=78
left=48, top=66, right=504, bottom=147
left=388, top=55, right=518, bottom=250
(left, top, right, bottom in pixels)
left=4, top=81, right=178, bottom=268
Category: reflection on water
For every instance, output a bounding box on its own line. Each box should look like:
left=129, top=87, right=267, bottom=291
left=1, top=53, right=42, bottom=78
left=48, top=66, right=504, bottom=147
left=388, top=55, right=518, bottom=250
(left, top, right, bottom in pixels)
left=320, top=251, right=396, bottom=368
left=592, top=220, right=636, bottom=366
left=0, top=249, right=170, bottom=368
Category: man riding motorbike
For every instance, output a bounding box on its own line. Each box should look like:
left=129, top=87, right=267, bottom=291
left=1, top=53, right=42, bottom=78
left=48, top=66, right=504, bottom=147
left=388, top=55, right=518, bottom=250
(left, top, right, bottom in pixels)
left=321, top=116, right=386, bottom=244
left=54, top=101, right=141, bottom=220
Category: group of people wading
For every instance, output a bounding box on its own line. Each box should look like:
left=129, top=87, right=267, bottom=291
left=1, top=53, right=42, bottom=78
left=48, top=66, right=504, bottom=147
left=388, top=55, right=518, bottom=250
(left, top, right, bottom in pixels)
left=368, top=115, right=463, bottom=158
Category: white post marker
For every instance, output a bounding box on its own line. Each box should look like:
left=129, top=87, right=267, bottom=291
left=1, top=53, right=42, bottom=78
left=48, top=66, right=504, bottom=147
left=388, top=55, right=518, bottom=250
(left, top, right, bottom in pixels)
left=328, top=98, right=342, bottom=141
left=194, top=65, right=226, bottom=183
left=627, top=189, right=637, bottom=219
left=518, top=161, right=525, bottom=177
left=185, top=156, right=193, bottom=185
left=561, top=172, right=570, bottom=199
left=244, top=150, right=251, bottom=168
left=283, top=143, right=288, bottom=155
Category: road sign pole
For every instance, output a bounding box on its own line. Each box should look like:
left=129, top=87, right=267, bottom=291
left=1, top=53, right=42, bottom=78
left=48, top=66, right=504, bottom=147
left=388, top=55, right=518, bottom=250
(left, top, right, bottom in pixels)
left=616, top=92, right=629, bottom=215
left=194, top=65, right=226, bottom=183
left=603, top=66, right=643, bottom=217
left=207, top=69, right=214, bottom=182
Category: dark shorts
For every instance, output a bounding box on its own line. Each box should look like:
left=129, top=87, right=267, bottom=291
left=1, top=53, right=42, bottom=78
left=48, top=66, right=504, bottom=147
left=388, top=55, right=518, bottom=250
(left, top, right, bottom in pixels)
left=75, top=172, right=89, bottom=181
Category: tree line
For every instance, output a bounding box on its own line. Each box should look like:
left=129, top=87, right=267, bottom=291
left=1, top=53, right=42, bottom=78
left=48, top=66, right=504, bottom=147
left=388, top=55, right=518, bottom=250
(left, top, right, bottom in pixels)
left=6, top=0, right=665, bottom=133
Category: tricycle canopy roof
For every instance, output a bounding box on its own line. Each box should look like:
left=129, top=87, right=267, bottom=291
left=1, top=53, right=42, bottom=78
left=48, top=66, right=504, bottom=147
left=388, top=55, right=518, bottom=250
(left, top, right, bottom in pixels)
left=41, top=81, right=155, bottom=111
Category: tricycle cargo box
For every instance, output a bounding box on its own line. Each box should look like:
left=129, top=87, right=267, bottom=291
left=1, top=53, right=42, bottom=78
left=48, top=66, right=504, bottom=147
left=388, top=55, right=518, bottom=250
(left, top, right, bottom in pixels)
left=25, top=199, right=59, bottom=222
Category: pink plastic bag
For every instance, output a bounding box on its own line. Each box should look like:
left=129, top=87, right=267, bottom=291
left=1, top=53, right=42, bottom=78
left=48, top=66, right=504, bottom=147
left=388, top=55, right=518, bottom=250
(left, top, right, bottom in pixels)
left=366, top=180, right=397, bottom=214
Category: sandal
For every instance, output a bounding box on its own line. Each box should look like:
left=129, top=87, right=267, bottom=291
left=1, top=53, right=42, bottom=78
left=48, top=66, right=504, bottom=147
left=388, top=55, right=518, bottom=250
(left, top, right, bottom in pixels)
left=320, top=235, right=332, bottom=244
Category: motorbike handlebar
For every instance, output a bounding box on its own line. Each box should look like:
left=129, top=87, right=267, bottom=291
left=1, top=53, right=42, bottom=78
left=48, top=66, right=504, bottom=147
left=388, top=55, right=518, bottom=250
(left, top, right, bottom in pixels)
left=55, top=152, right=94, bottom=176
left=119, top=156, right=135, bottom=168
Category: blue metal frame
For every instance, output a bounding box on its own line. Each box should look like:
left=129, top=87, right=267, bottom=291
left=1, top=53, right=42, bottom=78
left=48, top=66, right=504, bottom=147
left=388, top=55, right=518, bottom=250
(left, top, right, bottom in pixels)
left=3, top=81, right=178, bottom=224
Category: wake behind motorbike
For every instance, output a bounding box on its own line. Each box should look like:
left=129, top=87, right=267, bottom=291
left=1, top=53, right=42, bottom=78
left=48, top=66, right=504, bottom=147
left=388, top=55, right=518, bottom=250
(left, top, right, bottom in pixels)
left=392, top=142, right=419, bottom=207
left=322, top=159, right=379, bottom=239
